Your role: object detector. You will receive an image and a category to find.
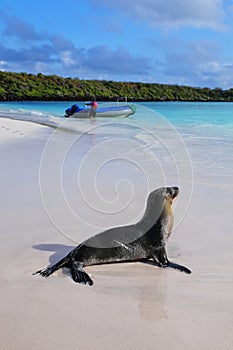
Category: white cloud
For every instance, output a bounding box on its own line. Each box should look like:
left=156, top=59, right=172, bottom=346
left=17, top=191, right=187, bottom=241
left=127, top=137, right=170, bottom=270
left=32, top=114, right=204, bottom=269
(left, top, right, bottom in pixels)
left=0, top=60, right=7, bottom=71
left=0, top=12, right=150, bottom=78
left=147, top=36, right=233, bottom=88
left=83, top=46, right=150, bottom=75
left=60, top=51, right=77, bottom=66
left=92, top=0, right=225, bottom=29
left=197, top=61, right=233, bottom=88
left=0, top=11, right=45, bottom=41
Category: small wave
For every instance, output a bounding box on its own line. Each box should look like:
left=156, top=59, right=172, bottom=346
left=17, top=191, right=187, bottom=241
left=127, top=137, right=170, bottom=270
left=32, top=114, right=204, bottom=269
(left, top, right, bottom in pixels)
left=0, top=107, right=50, bottom=118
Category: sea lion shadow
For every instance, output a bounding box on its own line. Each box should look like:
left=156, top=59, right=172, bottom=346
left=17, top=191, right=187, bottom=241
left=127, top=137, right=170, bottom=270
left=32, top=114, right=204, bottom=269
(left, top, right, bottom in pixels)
left=33, top=244, right=74, bottom=266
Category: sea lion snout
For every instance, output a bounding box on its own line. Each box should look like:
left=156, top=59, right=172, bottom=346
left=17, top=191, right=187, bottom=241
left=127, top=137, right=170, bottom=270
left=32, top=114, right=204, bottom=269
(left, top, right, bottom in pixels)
left=166, top=186, right=179, bottom=201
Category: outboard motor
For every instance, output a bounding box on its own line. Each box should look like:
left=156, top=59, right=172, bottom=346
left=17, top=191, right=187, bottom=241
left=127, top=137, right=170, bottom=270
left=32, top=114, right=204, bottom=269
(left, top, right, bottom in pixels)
left=64, top=104, right=79, bottom=118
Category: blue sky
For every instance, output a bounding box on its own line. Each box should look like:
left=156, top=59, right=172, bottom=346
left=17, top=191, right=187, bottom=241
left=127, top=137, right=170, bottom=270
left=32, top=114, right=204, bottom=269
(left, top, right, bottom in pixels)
left=0, top=0, right=233, bottom=88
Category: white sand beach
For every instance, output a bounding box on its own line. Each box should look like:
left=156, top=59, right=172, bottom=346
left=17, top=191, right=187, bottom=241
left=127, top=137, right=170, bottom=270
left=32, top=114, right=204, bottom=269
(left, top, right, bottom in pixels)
left=0, top=116, right=233, bottom=350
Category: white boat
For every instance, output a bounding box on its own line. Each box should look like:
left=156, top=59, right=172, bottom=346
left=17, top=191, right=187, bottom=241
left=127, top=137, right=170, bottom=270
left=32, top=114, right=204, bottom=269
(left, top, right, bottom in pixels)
left=64, top=103, right=136, bottom=119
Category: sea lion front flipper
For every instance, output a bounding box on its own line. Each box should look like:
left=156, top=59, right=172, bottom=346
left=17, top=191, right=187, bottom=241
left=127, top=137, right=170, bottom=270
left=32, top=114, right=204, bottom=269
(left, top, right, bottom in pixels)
left=152, top=247, right=169, bottom=267
left=152, top=252, right=191, bottom=274
left=167, top=261, right=192, bottom=274
left=71, top=261, right=93, bottom=286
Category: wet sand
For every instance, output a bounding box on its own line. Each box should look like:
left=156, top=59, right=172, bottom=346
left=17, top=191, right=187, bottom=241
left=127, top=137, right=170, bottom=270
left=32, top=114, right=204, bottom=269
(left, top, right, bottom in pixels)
left=0, top=116, right=232, bottom=350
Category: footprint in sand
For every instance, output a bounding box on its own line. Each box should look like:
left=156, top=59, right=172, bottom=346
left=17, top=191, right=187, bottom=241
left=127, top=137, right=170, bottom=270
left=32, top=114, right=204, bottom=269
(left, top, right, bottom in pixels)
left=13, top=129, right=25, bottom=136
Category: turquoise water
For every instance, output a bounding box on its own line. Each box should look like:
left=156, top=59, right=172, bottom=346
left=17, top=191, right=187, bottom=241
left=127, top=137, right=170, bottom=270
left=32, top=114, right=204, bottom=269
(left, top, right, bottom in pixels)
left=0, top=101, right=68, bottom=118
left=1, top=100, right=233, bottom=126
left=145, top=102, right=233, bottom=126
left=0, top=101, right=232, bottom=190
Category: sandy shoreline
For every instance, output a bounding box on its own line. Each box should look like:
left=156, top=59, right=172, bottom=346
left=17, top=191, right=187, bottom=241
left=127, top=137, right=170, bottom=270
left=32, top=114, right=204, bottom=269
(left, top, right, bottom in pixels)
left=0, top=116, right=232, bottom=350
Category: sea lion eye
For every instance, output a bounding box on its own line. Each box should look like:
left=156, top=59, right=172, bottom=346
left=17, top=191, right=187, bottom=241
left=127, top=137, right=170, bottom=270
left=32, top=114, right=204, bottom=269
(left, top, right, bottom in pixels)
left=167, top=188, right=172, bottom=196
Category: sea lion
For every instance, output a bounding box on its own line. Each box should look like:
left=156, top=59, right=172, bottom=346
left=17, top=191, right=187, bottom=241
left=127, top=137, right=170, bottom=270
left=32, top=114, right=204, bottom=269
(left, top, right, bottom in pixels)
left=33, top=186, right=191, bottom=285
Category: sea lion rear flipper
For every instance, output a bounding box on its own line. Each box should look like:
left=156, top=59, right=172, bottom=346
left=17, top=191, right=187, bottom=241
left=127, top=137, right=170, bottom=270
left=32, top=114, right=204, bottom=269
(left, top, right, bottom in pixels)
left=33, top=255, right=71, bottom=278
left=71, top=262, right=93, bottom=286
left=167, top=261, right=192, bottom=274
left=33, top=267, right=54, bottom=277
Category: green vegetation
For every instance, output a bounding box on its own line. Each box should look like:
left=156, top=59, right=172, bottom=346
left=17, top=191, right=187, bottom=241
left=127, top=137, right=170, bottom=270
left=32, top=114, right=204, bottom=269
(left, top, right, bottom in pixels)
left=0, top=71, right=233, bottom=102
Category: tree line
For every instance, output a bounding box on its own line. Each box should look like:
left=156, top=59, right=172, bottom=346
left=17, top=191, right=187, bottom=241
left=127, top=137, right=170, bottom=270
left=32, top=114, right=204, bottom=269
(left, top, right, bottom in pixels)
left=0, top=71, right=233, bottom=102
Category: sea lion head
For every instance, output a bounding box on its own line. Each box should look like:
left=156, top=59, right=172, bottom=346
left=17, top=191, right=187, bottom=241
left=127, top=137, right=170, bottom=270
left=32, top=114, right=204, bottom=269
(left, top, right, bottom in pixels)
left=147, top=186, right=179, bottom=205
left=143, top=186, right=179, bottom=226
left=165, top=186, right=179, bottom=204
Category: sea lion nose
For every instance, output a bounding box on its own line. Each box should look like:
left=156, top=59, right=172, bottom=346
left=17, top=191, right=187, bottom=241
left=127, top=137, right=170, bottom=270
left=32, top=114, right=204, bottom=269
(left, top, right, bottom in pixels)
left=173, top=187, right=179, bottom=197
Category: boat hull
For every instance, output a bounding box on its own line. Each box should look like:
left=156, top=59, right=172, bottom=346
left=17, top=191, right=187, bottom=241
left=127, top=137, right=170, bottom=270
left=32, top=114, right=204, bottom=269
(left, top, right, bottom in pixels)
left=69, top=104, right=136, bottom=119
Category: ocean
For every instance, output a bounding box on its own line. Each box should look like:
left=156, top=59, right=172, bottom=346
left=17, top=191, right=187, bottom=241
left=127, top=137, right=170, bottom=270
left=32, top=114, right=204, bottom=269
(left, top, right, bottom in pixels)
left=0, top=100, right=232, bottom=241
left=0, top=101, right=232, bottom=188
